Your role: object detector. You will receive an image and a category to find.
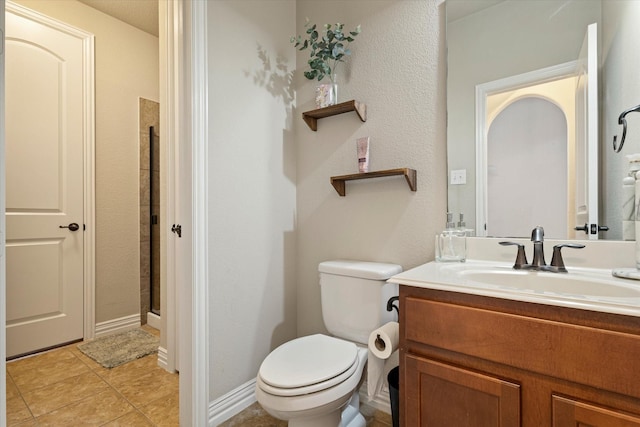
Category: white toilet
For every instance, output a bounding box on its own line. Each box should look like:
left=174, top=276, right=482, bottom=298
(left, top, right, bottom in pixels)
left=256, top=260, right=402, bottom=427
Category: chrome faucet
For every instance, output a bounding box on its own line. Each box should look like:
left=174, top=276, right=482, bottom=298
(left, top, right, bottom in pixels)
left=500, top=226, right=585, bottom=273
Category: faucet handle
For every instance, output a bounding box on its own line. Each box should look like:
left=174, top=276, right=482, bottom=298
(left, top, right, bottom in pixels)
left=499, top=241, right=528, bottom=269
left=550, top=244, right=585, bottom=272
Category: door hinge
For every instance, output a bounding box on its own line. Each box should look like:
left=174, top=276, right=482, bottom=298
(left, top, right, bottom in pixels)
left=171, top=224, right=182, bottom=238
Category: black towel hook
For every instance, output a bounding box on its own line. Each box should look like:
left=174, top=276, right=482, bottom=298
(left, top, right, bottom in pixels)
left=613, top=104, right=640, bottom=153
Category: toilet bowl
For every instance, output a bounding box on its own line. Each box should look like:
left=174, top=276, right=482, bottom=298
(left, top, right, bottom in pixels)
left=256, top=334, right=368, bottom=427
left=255, top=260, right=402, bottom=427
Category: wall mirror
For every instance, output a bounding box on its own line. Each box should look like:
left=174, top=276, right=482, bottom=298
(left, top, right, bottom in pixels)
left=446, top=0, right=640, bottom=241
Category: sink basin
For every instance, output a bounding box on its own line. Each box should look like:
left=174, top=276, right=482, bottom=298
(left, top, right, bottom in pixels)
left=457, top=268, right=640, bottom=298
left=389, top=260, right=640, bottom=317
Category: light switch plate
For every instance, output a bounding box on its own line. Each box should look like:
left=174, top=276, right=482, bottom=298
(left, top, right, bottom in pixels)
left=451, top=169, right=467, bottom=185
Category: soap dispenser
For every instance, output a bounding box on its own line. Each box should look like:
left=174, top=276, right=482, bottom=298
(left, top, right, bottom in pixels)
left=456, top=213, right=474, bottom=236
left=435, top=212, right=466, bottom=262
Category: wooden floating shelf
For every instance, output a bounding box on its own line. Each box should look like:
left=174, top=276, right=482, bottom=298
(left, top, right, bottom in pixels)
left=330, top=168, right=417, bottom=196
left=302, top=100, right=367, bottom=131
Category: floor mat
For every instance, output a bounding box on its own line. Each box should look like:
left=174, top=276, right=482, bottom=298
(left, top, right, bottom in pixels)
left=77, top=328, right=159, bottom=368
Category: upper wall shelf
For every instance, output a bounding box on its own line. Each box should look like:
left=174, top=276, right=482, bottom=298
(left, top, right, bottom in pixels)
left=331, top=168, right=417, bottom=196
left=302, top=100, right=367, bottom=131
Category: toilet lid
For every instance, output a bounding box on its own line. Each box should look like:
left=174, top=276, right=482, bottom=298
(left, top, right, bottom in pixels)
left=259, top=334, right=358, bottom=389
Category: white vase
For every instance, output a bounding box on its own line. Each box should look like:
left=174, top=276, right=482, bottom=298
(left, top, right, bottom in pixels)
left=315, top=74, right=338, bottom=108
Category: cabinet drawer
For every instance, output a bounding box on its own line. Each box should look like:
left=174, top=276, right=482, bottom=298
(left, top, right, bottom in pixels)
left=404, top=296, right=640, bottom=399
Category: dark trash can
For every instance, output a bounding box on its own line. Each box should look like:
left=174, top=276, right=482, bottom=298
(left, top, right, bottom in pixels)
left=388, top=366, right=399, bottom=427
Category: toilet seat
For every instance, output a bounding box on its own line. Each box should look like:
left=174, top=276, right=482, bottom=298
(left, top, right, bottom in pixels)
left=258, top=334, right=359, bottom=397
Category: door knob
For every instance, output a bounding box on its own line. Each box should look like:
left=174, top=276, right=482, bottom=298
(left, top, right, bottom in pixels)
left=59, top=223, right=80, bottom=232
left=574, top=224, right=588, bottom=234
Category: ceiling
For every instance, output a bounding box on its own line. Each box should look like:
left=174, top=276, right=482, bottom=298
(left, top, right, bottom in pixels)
left=77, top=0, right=505, bottom=37
left=79, top=0, right=502, bottom=38
left=77, top=0, right=158, bottom=37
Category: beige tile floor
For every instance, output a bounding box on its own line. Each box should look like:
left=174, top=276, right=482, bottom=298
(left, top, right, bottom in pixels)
left=7, top=326, right=392, bottom=426
left=6, top=325, right=179, bottom=426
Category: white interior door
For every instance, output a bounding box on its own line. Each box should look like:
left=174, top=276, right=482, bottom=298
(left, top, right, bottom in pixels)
left=5, top=6, right=85, bottom=357
left=575, top=22, right=600, bottom=239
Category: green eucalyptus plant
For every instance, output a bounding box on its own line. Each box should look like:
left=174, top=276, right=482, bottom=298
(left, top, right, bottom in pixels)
left=291, top=18, right=361, bottom=83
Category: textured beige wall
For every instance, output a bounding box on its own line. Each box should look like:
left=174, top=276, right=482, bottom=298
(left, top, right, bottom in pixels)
left=204, top=0, right=449, bottom=401
left=207, top=0, right=297, bottom=401
left=295, top=0, right=447, bottom=337
left=12, top=0, right=159, bottom=323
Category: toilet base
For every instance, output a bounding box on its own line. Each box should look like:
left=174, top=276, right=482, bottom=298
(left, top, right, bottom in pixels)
left=341, top=390, right=366, bottom=427
left=288, top=410, right=340, bottom=427
left=288, top=413, right=365, bottom=427
left=287, top=393, right=365, bottom=427
left=340, top=393, right=366, bottom=427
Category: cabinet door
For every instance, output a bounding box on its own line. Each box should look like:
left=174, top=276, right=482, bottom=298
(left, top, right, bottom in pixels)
left=553, top=396, right=640, bottom=426
left=404, top=355, right=521, bottom=426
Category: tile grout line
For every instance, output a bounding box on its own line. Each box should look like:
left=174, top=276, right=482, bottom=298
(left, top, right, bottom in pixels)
left=70, top=348, right=161, bottom=426
left=83, top=352, right=177, bottom=426
left=8, top=347, right=135, bottom=425
left=6, top=369, right=37, bottom=427
left=98, top=367, right=159, bottom=426
left=24, top=349, right=106, bottom=421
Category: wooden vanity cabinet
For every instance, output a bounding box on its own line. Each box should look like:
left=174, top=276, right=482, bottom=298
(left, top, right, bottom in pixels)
left=399, top=285, right=640, bottom=427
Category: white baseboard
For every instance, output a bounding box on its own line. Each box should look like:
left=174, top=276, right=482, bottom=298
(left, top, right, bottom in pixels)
left=208, top=378, right=257, bottom=426
left=146, top=312, right=161, bottom=330
left=157, top=346, right=169, bottom=370
left=94, top=314, right=141, bottom=337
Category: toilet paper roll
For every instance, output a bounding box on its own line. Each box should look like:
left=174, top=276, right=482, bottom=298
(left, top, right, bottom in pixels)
left=367, top=322, right=399, bottom=400
left=368, top=321, right=399, bottom=360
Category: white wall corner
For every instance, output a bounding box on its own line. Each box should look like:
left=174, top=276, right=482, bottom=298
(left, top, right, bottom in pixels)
left=208, top=378, right=257, bottom=426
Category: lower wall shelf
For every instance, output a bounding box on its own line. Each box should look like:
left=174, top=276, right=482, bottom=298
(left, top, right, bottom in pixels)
left=330, top=168, right=417, bottom=196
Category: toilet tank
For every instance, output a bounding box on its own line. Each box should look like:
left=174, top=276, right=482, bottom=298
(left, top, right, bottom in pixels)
left=318, top=260, right=402, bottom=345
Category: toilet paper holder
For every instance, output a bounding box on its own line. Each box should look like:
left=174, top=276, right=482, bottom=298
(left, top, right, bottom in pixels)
left=386, top=296, right=399, bottom=316
left=372, top=297, right=399, bottom=352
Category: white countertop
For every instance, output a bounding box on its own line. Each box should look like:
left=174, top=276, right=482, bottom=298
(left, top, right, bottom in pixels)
left=389, top=259, right=640, bottom=318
